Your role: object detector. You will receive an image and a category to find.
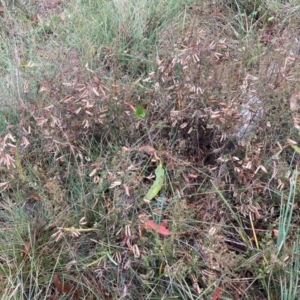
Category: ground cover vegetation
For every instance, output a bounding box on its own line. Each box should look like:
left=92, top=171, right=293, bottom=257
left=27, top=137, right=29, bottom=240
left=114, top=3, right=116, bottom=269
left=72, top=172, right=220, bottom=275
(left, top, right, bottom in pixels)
left=0, top=0, right=300, bottom=299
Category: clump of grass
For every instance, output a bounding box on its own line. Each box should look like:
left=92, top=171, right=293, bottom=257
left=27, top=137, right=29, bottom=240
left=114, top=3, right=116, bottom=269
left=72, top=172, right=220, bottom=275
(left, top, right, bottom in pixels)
left=64, top=0, right=193, bottom=75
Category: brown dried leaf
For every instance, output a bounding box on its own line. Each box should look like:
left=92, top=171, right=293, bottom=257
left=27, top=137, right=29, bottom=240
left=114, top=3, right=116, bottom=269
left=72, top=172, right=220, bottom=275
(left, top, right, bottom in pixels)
left=139, top=145, right=156, bottom=155
left=65, top=260, right=77, bottom=272
left=139, top=269, right=154, bottom=280
left=290, top=92, right=299, bottom=111
left=93, top=76, right=101, bottom=85
left=123, top=184, right=130, bottom=196
left=143, top=220, right=172, bottom=236
left=29, top=194, right=41, bottom=201
left=211, top=285, right=223, bottom=300
left=188, top=173, right=198, bottom=178
left=53, top=273, right=80, bottom=299
left=22, top=242, right=31, bottom=261
left=124, top=102, right=135, bottom=112
left=44, top=0, right=61, bottom=9
left=109, top=181, right=122, bottom=189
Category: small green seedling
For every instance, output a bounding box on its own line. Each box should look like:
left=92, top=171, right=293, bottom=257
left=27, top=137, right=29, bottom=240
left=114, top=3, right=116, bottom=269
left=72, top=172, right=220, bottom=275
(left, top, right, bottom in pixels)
left=134, top=106, right=147, bottom=118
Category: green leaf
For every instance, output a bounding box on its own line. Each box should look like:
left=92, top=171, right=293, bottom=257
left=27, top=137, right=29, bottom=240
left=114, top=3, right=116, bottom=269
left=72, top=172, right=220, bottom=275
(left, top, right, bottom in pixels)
left=291, top=145, right=300, bottom=155
left=134, top=106, right=147, bottom=118
left=144, top=163, right=165, bottom=201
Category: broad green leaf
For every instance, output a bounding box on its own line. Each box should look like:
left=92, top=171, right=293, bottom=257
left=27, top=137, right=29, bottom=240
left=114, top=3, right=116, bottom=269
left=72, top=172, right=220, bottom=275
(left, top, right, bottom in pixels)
left=145, top=163, right=165, bottom=201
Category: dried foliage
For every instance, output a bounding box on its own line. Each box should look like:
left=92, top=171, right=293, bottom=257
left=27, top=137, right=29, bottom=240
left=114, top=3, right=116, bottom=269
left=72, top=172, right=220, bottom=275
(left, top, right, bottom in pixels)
left=1, top=1, right=300, bottom=299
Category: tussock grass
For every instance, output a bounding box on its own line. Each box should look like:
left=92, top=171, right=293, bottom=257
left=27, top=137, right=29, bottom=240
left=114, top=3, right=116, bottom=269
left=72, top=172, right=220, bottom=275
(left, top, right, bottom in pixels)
left=0, top=0, right=300, bottom=299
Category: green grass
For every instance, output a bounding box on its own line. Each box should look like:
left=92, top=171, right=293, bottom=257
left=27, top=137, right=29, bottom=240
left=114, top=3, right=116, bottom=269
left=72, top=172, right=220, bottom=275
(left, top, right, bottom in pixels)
left=1, top=0, right=300, bottom=299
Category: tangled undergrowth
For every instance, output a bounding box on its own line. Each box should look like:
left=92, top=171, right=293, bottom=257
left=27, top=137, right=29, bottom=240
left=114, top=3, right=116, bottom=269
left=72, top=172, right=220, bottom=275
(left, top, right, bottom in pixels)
left=0, top=0, right=300, bottom=299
